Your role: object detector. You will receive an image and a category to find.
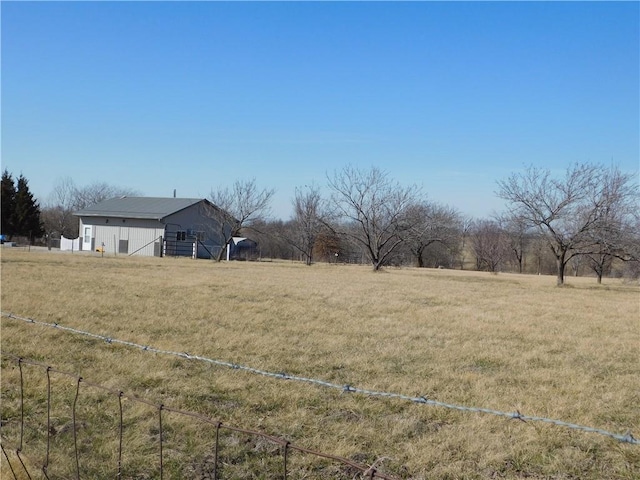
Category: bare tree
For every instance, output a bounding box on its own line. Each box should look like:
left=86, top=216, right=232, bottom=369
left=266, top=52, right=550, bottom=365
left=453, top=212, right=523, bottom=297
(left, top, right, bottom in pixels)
left=529, top=233, right=554, bottom=276
left=42, top=177, right=139, bottom=238
left=497, top=213, right=531, bottom=273
left=284, top=184, right=330, bottom=265
left=619, top=210, right=640, bottom=279
left=569, top=254, right=587, bottom=277
left=327, top=165, right=421, bottom=271
left=470, top=219, right=510, bottom=272
left=73, top=181, right=140, bottom=210
left=313, top=229, right=344, bottom=263
left=207, top=179, right=275, bottom=261
left=457, top=216, right=474, bottom=270
left=581, top=167, right=640, bottom=283
left=245, top=219, right=291, bottom=260
left=404, top=201, right=461, bottom=268
left=41, top=177, right=77, bottom=238
left=497, top=163, right=638, bottom=285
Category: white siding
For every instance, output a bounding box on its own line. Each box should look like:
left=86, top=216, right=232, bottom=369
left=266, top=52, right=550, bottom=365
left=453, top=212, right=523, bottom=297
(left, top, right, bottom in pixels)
left=128, top=226, right=164, bottom=256
left=94, top=225, right=120, bottom=254
left=81, top=217, right=164, bottom=256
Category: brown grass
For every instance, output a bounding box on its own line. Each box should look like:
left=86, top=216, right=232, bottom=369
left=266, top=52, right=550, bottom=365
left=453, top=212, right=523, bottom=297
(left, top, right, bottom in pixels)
left=1, top=248, right=639, bottom=479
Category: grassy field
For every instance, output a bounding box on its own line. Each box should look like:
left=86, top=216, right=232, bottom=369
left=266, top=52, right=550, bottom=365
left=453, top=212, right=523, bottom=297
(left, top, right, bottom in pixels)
left=1, top=248, right=639, bottom=479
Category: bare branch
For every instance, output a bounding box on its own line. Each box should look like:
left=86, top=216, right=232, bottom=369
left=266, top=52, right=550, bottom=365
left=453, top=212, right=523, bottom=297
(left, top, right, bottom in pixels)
left=207, top=178, right=275, bottom=261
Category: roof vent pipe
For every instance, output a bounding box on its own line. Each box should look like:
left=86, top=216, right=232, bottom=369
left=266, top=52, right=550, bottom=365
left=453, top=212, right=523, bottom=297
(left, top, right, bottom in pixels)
left=173, top=189, right=176, bottom=198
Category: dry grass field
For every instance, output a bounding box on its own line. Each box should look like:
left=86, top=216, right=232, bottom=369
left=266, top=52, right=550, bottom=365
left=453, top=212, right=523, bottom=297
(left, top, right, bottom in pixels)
left=1, top=248, right=639, bottom=479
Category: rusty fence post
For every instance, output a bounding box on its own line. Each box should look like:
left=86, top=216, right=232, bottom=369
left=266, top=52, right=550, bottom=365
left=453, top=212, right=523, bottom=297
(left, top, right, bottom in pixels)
left=213, top=422, right=222, bottom=480
left=72, top=377, right=83, bottom=480
left=282, top=441, right=290, bottom=480
left=117, top=391, right=124, bottom=478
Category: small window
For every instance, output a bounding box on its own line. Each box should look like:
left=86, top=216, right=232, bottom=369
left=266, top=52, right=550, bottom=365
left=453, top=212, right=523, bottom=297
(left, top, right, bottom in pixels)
left=176, top=231, right=186, bottom=241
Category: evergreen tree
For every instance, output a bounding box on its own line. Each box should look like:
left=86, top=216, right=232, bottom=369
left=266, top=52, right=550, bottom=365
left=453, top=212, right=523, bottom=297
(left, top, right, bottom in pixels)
left=1, top=169, right=16, bottom=237
left=13, top=174, right=44, bottom=239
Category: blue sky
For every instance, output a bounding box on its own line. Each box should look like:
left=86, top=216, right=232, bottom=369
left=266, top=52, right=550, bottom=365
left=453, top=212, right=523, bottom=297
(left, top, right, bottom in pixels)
left=2, top=1, right=638, bottom=219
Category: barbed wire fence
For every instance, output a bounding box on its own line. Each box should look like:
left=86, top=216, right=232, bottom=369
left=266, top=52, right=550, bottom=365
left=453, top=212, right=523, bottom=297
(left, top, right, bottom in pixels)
left=2, top=312, right=636, bottom=447
left=0, top=353, right=399, bottom=480
left=2, top=311, right=638, bottom=478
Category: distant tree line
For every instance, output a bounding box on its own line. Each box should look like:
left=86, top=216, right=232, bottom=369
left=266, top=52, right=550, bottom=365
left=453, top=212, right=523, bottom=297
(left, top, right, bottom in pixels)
left=233, top=163, right=639, bottom=284
left=3, top=163, right=638, bottom=284
left=41, top=177, right=140, bottom=239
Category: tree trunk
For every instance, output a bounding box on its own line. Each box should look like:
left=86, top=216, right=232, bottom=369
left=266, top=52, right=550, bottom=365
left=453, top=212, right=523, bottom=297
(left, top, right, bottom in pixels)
left=513, top=248, right=523, bottom=274
left=216, top=244, right=226, bottom=262
left=556, top=253, right=566, bottom=286
left=595, top=264, right=603, bottom=284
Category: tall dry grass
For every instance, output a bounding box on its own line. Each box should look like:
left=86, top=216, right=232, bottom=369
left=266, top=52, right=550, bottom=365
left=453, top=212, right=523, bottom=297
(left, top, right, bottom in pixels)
left=1, top=249, right=638, bottom=479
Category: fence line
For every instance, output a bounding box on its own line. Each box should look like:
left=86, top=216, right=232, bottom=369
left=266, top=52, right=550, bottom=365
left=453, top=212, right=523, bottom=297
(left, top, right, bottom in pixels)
left=2, top=311, right=637, bottom=446
left=1, top=353, right=398, bottom=479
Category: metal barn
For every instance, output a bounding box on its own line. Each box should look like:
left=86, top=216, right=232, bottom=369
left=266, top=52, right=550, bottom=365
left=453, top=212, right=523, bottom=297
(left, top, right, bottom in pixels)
left=74, top=197, right=230, bottom=258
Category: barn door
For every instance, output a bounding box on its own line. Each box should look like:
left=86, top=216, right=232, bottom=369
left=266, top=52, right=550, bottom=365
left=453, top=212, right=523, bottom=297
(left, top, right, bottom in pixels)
left=119, top=227, right=129, bottom=254
left=82, top=225, right=93, bottom=251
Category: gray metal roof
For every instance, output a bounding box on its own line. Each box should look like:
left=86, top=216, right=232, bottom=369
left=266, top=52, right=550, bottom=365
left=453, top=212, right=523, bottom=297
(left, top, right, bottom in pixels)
left=74, top=197, right=207, bottom=220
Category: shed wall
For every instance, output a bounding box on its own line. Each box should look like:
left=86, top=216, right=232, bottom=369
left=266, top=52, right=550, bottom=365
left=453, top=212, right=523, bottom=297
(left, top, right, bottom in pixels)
left=79, top=217, right=164, bottom=256
left=77, top=201, right=229, bottom=258
left=164, top=204, right=228, bottom=259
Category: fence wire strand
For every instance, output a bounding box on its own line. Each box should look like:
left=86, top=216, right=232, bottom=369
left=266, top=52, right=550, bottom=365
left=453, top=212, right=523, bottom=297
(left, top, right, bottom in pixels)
left=2, top=311, right=637, bottom=446
left=1, top=442, right=18, bottom=480
left=117, top=391, right=124, bottom=479
left=1, top=353, right=398, bottom=479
